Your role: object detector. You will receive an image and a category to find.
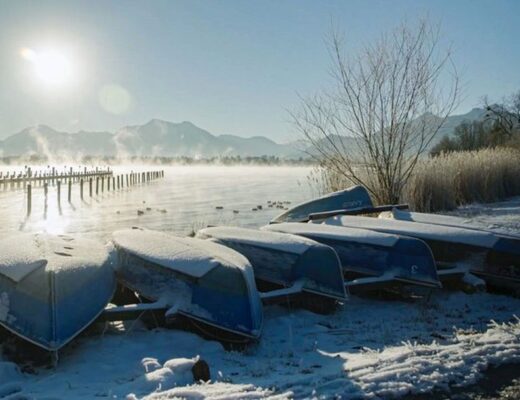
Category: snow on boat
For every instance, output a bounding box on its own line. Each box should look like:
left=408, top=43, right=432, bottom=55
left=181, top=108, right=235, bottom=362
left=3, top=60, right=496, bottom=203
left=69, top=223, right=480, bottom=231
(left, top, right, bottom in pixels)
left=379, top=208, right=520, bottom=239
left=262, top=223, right=441, bottom=290
left=196, top=226, right=347, bottom=303
left=0, top=234, right=116, bottom=351
left=111, top=228, right=263, bottom=341
left=321, top=216, right=520, bottom=290
left=272, top=185, right=520, bottom=290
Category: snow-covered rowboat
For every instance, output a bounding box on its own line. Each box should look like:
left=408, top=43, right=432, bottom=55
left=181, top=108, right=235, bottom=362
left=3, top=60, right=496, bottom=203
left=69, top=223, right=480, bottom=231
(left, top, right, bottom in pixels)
left=379, top=208, right=520, bottom=239
left=0, top=234, right=116, bottom=351
left=111, top=228, right=263, bottom=341
left=272, top=185, right=520, bottom=290
left=270, top=185, right=404, bottom=224
left=262, top=223, right=441, bottom=291
left=196, top=226, right=347, bottom=305
left=321, top=215, right=520, bottom=290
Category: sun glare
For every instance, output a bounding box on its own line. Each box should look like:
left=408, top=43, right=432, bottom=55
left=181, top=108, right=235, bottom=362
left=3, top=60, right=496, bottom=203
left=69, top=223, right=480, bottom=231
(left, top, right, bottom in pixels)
left=21, top=47, right=74, bottom=87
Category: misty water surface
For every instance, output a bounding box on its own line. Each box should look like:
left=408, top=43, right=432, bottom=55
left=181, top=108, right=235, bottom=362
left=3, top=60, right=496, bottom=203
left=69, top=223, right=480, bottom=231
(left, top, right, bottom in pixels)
left=0, top=165, right=313, bottom=241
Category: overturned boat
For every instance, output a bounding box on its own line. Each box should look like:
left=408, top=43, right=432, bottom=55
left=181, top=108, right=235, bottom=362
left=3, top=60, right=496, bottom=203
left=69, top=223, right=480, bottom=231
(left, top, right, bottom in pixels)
left=111, top=228, right=263, bottom=342
left=270, top=185, right=392, bottom=224
left=0, top=234, right=115, bottom=351
left=320, top=215, right=520, bottom=291
left=272, top=185, right=520, bottom=291
left=196, top=226, right=347, bottom=308
left=262, top=223, right=441, bottom=292
left=379, top=208, right=520, bottom=239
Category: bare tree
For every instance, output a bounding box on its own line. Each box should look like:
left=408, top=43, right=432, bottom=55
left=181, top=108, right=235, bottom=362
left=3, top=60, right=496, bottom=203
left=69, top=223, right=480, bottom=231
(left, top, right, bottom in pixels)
left=292, top=20, right=460, bottom=204
left=483, top=90, right=520, bottom=138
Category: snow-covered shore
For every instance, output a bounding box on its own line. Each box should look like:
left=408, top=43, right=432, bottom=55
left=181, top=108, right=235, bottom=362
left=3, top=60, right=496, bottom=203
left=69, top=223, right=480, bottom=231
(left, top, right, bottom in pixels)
left=1, top=194, right=520, bottom=399
left=1, top=291, right=519, bottom=399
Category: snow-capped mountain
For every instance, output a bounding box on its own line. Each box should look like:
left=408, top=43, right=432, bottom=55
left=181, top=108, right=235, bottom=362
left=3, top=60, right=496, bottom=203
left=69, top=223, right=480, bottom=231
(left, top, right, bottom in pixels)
left=0, top=109, right=487, bottom=159
left=0, top=119, right=298, bottom=158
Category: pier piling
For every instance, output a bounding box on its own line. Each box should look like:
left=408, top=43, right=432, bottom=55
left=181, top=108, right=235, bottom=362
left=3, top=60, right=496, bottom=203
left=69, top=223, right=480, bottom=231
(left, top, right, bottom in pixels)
left=27, top=184, right=32, bottom=215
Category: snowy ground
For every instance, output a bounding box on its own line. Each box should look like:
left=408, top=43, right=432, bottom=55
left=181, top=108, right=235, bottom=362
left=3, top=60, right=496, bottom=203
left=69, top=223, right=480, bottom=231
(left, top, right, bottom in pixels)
left=1, top=292, right=519, bottom=399
left=1, top=174, right=520, bottom=398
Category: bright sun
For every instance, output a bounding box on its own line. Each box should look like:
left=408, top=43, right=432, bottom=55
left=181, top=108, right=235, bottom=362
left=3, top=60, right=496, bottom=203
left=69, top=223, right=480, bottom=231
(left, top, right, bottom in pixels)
left=21, top=47, right=74, bottom=87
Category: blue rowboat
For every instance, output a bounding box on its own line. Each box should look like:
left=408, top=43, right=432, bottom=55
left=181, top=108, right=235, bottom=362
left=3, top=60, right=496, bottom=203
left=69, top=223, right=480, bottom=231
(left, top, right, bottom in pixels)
left=321, top=215, right=520, bottom=290
left=270, top=185, right=377, bottom=224
left=111, top=228, right=263, bottom=341
left=196, top=226, right=347, bottom=304
left=0, top=234, right=116, bottom=351
left=272, top=185, right=520, bottom=290
left=262, top=222, right=441, bottom=290
left=380, top=208, right=520, bottom=239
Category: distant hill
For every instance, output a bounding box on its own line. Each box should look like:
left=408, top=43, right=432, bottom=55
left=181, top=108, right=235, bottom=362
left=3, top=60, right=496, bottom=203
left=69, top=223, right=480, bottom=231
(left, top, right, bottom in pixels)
left=302, top=108, right=487, bottom=157
left=429, top=107, right=487, bottom=145
left=0, top=119, right=299, bottom=159
left=0, top=110, right=486, bottom=159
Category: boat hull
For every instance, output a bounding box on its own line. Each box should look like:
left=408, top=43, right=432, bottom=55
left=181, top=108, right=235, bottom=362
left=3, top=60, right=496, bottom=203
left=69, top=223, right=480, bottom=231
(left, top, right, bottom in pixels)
left=196, top=227, right=347, bottom=302
left=323, top=216, right=520, bottom=290
left=273, top=184, right=520, bottom=291
left=271, top=186, right=373, bottom=223
left=112, top=229, right=263, bottom=341
left=0, top=234, right=116, bottom=351
left=263, top=223, right=441, bottom=290
left=380, top=208, right=520, bottom=239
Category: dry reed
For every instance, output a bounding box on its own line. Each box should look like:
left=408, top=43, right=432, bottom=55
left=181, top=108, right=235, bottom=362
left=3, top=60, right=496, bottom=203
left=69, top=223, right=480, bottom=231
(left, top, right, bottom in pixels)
left=310, top=148, right=520, bottom=212
left=404, top=148, right=520, bottom=211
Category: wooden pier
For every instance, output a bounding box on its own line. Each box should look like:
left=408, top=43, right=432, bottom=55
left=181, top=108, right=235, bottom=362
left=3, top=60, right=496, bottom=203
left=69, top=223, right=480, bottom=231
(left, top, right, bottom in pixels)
left=0, top=166, right=165, bottom=215
left=0, top=167, right=112, bottom=188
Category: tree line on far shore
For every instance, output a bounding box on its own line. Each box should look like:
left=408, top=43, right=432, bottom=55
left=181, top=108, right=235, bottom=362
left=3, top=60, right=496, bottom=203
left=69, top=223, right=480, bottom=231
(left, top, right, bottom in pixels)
left=0, top=155, right=314, bottom=167
left=430, top=91, right=520, bottom=156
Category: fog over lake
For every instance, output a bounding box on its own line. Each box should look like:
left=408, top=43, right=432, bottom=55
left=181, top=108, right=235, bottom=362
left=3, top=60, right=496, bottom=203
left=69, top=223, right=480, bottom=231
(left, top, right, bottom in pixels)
left=0, top=166, right=313, bottom=240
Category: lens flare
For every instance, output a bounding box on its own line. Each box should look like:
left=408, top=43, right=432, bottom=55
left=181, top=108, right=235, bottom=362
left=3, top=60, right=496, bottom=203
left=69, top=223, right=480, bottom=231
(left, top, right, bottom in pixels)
left=98, top=84, right=132, bottom=114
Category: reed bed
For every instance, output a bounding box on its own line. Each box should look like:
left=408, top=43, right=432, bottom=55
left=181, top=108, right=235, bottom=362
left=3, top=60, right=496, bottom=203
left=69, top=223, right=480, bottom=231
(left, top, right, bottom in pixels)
left=310, top=148, right=520, bottom=212
left=404, top=148, right=520, bottom=212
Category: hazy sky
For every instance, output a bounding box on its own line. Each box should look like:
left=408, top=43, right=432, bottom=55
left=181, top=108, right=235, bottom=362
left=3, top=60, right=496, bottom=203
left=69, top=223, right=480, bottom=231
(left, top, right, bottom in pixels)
left=0, top=0, right=519, bottom=141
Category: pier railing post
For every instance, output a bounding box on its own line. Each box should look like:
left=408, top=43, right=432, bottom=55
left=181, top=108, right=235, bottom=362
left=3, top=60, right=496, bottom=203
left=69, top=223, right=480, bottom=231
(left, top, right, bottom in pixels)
left=27, top=184, right=32, bottom=215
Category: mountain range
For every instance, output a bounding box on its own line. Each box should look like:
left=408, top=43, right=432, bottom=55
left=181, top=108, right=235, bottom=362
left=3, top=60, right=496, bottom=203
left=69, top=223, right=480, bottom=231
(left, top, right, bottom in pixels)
left=0, top=119, right=299, bottom=159
left=0, top=108, right=487, bottom=159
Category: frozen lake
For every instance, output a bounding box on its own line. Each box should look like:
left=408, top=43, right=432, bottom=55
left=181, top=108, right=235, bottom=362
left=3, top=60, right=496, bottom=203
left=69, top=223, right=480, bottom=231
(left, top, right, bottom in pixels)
left=0, top=165, right=313, bottom=240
